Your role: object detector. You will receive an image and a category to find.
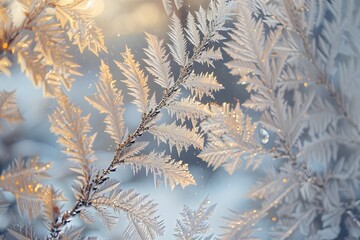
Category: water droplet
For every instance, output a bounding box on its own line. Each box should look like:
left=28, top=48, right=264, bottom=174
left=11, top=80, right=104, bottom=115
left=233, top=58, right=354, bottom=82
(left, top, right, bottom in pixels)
left=259, top=128, right=269, bottom=144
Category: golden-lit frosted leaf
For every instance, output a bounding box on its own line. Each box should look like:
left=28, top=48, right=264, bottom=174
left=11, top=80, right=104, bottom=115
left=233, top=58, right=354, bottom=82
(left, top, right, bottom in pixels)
left=184, top=73, right=224, bottom=100
left=49, top=94, right=96, bottom=165
left=86, top=61, right=126, bottom=143
left=115, top=47, right=150, bottom=113
left=33, top=16, right=65, bottom=65
left=166, top=96, right=211, bottom=127
left=195, top=0, right=233, bottom=42
left=196, top=47, right=223, bottom=67
left=73, top=18, right=107, bottom=55
left=49, top=94, right=96, bottom=199
left=0, top=156, right=50, bottom=183
left=92, top=189, right=164, bottom=239
left=92, top=180, right=121, bottom=199
left=0, top=156, right=52, bottom=220
left=144, top=33, right=174, bottom=89
left=168, top=14, right=187, bottom=66
left=0, top=90, right=23, bottom=127
left=17, top=46, right=48, bottom=89
left=54, top=6, right=107, bottom=55
left=186, top=13, right=200, bottom=48
left=33, top=15, right=82, bottom=90
left=1, top=0, right=106, bottom=98
left=14, top=14, right=82, bottom=97
left=118, top=141, right=149, bottom=162
left=0, top=57, right=11, bottom=77
left=149, top=123, right=204, bottom=154
left=125, top=151, right=196, bottom=190
left=55, top=6, right=73, bottom=28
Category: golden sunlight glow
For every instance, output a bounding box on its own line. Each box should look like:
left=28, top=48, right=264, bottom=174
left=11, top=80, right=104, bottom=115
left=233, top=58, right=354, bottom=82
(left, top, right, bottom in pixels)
left=84, top=0, right=105, bottom=16
left=110, top=2, right=165, bottom=35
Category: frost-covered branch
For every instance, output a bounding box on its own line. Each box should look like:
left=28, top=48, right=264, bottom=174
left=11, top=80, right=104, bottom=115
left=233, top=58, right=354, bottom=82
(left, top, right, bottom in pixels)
left=49, top=0, right=233, bottom=237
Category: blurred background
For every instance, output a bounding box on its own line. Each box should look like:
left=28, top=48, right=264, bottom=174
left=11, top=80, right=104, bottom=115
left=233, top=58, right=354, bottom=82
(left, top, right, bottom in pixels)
left=0, top=0, right=263, bottom=238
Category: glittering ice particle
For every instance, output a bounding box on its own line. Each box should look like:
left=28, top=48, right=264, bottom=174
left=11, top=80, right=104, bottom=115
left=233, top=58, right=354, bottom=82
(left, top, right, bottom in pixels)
left=259, top=128, right=269, bottom=144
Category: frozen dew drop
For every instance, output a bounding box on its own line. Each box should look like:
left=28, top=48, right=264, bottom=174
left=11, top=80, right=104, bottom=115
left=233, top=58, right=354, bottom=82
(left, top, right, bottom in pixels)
left=259, top=128, right=269, bottom=144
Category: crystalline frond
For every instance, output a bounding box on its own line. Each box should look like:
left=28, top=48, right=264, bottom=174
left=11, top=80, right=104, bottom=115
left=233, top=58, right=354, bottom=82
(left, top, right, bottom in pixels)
left=199, top=102, right=266, bottom=174
left=174, top=197, right=216, bottom=240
